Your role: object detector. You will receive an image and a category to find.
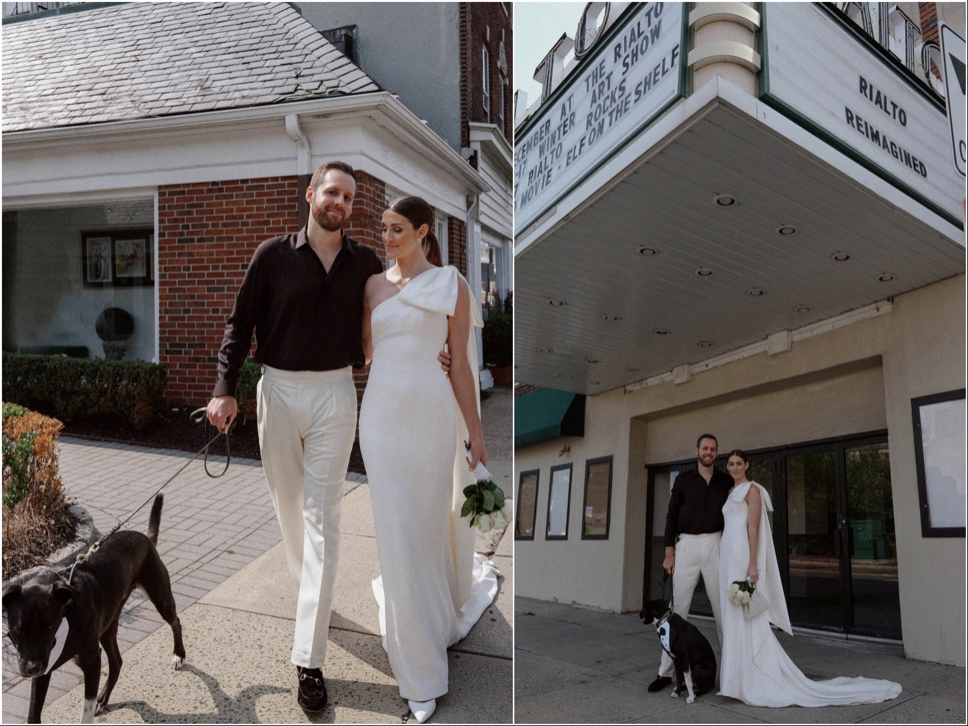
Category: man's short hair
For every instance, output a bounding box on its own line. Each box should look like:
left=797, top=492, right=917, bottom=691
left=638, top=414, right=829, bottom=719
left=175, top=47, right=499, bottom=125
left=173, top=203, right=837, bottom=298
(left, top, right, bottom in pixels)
left=310, top=161, right=357, bottom=189
left=696, top=433, right=718, bottom=449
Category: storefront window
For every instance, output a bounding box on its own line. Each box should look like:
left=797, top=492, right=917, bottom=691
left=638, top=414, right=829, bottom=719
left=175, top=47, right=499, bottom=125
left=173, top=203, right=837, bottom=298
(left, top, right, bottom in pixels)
left=2, top=201, right=156, bottom=362
left=481, top=240, right=509, bottom=319
left=516, top=470, right=539, bottom=540
left=582, top=456, right=612, bottom=539
left=546, top=464, right=571, bottom=539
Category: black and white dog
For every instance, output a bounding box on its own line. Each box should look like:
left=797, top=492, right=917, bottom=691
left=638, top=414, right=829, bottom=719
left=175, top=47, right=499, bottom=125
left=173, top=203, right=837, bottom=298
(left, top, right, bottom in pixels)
left=640, top=598, right=716, bottom=704
left=3, top=495, right=185, bottom=724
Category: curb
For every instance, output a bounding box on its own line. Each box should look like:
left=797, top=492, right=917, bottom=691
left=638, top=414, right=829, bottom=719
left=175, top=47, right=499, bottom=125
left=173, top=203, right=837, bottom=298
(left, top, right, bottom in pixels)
left=1, top=505, right=100, bottom=589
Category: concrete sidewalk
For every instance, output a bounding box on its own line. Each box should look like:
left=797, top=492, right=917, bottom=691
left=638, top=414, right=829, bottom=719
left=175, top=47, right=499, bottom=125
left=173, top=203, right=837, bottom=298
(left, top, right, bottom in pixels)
left=2, top=386, right=513, bottom=724
left=515, top=596, right=966, bottom=724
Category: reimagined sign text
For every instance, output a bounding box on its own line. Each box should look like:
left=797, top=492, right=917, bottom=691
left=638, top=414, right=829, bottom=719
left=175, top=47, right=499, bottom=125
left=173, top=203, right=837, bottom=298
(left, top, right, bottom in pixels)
left=514, top=2, right=681, bottom=232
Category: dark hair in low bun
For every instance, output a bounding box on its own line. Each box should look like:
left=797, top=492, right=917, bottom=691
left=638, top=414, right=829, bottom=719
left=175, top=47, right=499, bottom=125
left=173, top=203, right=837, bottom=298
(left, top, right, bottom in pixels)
left=388, top=196, right=443, bottom=267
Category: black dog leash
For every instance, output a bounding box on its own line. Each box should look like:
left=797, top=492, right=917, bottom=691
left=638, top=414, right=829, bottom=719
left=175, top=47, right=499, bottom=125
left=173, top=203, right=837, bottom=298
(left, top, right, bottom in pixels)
left=64, top=411, right=231, bottom=584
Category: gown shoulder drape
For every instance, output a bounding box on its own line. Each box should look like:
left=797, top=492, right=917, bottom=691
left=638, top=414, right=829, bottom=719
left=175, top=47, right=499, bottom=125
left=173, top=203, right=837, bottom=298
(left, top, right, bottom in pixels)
left=359, top=265, right=499, bottom=702
left=718, top=481, right=901, bottom=707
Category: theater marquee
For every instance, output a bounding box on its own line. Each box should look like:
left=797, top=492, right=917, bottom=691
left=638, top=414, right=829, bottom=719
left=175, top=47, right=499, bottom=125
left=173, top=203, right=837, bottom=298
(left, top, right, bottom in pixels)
left=761, top=3, right=962, bottom=225
left=514, top=2, right=685, bottom=233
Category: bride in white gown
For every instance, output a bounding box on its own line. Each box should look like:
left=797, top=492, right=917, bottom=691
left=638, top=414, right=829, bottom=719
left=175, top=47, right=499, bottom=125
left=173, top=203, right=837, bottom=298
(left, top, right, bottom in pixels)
left=359, top=196, right=499, bottom=724
left=718, top=449, right=902, bottom=707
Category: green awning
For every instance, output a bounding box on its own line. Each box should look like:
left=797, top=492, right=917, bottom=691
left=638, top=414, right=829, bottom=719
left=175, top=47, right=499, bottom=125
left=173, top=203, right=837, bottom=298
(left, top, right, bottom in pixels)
left=515, top=388, right=585, bottom=448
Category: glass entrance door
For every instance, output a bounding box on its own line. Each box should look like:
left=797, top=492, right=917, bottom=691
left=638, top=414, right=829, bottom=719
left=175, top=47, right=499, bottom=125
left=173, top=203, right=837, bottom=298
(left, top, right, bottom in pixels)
left=785, top=450, right=841, bottom=631
left=845, top=442, right=900, bottom=638
left=782, top=438, right=900, bottom=638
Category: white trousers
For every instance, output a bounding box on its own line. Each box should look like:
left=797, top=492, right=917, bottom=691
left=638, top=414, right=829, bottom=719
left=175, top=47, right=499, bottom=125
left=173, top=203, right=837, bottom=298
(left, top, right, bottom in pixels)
left=257, top=365, right=357, bottom=668
left=658, top=531, right=724, bottom=678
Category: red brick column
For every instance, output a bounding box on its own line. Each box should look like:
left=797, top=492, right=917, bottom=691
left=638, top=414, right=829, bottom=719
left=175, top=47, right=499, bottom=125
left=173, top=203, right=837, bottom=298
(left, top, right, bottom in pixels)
left=157, top=172, right=387, bottom=407
left=448, top=217, right=468, bottom=277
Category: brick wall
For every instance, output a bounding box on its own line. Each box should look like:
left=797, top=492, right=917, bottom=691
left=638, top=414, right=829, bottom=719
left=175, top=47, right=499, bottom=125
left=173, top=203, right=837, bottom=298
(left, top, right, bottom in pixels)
left=158, top=172, right=386, bottom=407
left=448, top=217, right=468, bottom=275
left=918, top=3, right=937, bottom=45
left=460, top=2, right=513, bottom=147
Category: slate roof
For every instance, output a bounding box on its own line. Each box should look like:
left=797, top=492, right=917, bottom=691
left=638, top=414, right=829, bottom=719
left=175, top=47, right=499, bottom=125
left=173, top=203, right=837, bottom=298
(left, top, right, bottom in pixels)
left=1, top=2, right=381, bottom=132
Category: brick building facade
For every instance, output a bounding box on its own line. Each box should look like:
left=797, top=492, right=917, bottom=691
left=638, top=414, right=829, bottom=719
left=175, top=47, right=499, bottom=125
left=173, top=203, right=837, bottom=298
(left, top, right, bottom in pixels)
left=460, top=2, right=513, bottom=148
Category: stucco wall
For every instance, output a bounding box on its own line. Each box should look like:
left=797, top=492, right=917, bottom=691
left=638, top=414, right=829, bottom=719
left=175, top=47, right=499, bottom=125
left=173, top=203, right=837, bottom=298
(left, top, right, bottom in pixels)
left=880, top=274, right=966, bottom=664
left=515, top=274, right=966, bottom=663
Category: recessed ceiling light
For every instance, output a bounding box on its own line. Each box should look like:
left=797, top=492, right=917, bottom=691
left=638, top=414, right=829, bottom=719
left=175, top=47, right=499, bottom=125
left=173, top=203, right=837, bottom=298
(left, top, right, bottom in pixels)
left=637, top=246, right=658, bottom=256
left=537, top=347, right=554, bottom=353
left=830, top=252, right=851, bottom=262
left=584, top=357, right=599, bottom=364
left=878, top=272, right=896, bottom=282
left=698, top=340, right=714, bottom=347
left=654, top=328, right=671, bottom=335
left=695, top=268, right=714, bottom=277
left=776, top=225, right=797, bottom=236
left=627, top=367, right=640, bottom=372
left=549, top=372, right=563, bottom=378
left=548, top=298, right=567, bottom=306
left=713, top=194, right=736, bottom=207
left=794, top=304, right=811, bottom=313
left=590, top=381, right=601, bottom=386
left=603, top=314, right=622, bottom=321
left=746, top=287, right=766, bottom=297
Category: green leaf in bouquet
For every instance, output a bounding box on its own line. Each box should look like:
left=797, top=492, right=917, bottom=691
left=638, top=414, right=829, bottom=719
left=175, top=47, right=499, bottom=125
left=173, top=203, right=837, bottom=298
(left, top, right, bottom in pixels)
left=482, top=488, right=495, bottom=512
left=460, top=497, right=477, bottom=518
left=463, top=484, right=479, bottom=497
left=493, top=489, right=505, bottom=508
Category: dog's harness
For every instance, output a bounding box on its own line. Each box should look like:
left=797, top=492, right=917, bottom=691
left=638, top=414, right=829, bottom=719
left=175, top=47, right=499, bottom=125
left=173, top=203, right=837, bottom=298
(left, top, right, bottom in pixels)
left=655, top=608, right=675, bottom=655
left=62, top=411, right=231, bottom=585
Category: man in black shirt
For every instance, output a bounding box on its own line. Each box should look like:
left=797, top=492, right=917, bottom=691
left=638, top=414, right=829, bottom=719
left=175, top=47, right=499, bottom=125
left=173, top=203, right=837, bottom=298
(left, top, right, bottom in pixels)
left=206, top=161, right=382, bottom=713
left=649, top=433, right=732, bottom=693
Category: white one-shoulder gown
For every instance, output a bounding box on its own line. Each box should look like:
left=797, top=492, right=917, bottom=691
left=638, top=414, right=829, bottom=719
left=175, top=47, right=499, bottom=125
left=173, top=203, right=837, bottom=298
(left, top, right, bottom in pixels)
left=359, top=265, right=499, bottom=702
left=718, top=481, right=902, bottom=707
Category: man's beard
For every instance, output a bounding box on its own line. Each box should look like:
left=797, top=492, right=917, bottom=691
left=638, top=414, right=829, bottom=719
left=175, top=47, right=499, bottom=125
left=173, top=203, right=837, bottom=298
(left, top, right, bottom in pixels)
left=312, top=204, right=345, bottom=231
left=699, top=454, right=716, bottom=467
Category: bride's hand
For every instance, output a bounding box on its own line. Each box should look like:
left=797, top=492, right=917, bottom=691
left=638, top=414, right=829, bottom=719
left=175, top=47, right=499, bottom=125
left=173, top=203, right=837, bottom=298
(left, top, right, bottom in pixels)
left=747, top=564, right=759, bottom=586
left=466, top=437, right=488, bottom=469
left=437, top=349, right=452, bottom=375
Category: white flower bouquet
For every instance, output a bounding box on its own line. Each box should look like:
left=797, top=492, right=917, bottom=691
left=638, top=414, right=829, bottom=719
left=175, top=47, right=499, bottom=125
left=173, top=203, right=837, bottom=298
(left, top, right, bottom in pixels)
left=727, top=579, right=754, bottom=606
left=461, top=443, right=512, bottom=533
left=728, top=577, right=769, bottom=619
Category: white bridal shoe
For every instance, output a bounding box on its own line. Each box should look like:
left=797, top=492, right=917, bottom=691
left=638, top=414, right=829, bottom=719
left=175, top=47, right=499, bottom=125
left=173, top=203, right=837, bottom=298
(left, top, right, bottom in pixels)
left=408, top=699, right=436, bottom=723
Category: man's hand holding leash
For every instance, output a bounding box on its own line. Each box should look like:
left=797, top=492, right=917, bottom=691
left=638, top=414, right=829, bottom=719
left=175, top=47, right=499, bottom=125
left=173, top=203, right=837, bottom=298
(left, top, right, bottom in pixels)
left=206, top=395, right=237, bottom=434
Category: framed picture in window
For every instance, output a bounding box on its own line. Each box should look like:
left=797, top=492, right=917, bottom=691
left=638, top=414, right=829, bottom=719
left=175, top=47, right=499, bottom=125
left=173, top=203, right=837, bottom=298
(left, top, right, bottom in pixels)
left=582, top=456, right=613, bottom=540
left=546, top=464, right=572, bottom=540
left=84, top=236, right=113, bottom=285
left=515, top=470, right=539, bottom=540
left=81, top=229, right=153, bottom=288
left=912, top=389, right=966, bottom=537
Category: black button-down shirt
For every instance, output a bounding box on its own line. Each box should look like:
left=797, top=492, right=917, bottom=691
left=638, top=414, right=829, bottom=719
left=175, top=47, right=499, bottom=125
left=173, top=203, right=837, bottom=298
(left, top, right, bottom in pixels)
left=213, top=228, right=383, bottom=398
left=663, top=467, right=733, bottom=547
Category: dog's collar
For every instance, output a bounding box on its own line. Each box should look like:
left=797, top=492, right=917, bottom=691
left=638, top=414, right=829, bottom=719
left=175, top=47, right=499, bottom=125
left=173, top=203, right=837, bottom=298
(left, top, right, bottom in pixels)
left=44, top=617, right=69, bottom=675
left=655, top=608, right=674, bottom=628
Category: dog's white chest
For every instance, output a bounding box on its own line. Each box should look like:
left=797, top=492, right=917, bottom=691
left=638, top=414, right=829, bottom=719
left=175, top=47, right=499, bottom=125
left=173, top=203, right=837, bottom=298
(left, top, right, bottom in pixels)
left=656, top=621, right=672, bottom=655
left=45, top=617, right=70, bottom=674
